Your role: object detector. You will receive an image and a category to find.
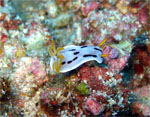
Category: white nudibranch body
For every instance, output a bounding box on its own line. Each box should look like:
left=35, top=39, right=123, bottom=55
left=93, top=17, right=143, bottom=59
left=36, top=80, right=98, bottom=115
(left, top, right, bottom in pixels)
left=49, top=40, right=107, bottom=73
left=50, top=45, right=103, bottom=73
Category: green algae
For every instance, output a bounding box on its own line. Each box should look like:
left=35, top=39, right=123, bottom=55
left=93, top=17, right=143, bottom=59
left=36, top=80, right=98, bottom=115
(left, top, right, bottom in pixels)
left=76, top=83, right=89, bottom=95
left=110, top=40, right=133, bottom=55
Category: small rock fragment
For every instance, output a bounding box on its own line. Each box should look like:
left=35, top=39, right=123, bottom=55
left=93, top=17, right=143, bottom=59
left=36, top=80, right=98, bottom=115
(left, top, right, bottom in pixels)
left=84, top=98, right=104, bottom=115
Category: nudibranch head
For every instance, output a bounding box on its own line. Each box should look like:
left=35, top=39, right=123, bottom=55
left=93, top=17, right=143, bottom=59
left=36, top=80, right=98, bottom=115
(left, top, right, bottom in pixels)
left=49, top=40, right=106, bottom=74
left=49, top=40, right=64, bottom=73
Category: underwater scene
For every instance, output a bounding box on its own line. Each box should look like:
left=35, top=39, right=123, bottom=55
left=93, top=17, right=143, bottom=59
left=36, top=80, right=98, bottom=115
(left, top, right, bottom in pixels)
left=0, top=0, right=150, bottom=116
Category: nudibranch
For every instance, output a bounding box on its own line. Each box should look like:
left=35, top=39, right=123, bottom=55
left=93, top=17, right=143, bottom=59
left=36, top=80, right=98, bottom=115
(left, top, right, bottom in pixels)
left=49, top=39, right=107, bottom=73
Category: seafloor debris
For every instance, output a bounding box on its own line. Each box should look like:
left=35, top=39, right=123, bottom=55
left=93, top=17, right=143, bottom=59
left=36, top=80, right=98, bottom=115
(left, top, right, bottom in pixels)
left=0, top=0, right=150, bottom=116
left=132, top=85, right=150, bottom=116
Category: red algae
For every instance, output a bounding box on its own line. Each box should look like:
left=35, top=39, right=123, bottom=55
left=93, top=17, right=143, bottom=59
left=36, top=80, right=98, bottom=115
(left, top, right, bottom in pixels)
left=129, top=47, right=150, bottom=88
left=3, top=20, right=21, bottom=30
left=134, top=64, right=144, bottom=75
left=132, top=85, right=150, bottom=116
left=77, top=66, right=131, bottom=115
left=81, top=2, right=99, bottom=16
left=147, top=43, right=150, bottom=54
left=0, top=13, right=5, bottom=21
left=135, top=8, right=148, bottom=24
left=37, top=65, right=130, bottom=116
left=0, top=0, right=150, bottom=116
left=1, top=33, right=7, bottom=43
left=0, top=0, right=4, bottom=6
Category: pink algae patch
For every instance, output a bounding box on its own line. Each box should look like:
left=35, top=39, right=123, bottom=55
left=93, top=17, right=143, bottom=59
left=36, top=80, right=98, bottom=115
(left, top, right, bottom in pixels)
left=133, top=85, right=150, bottom=97
left=107, top=56, right=129, bottom=73
left=29, top=59, right=46, bottom=77
left=84, top=98, right=104, bottom=115
left=135, top=8, right=148, bottom=24
left=133, top=103, right=150, bottom=116
left=82, top=2, right=99, bottom=16
left=132, top=85, right=150, bottom=116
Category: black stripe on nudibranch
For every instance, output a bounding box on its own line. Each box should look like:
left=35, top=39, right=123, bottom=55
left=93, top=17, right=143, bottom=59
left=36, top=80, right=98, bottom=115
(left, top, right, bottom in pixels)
left=73, top=52, right=79, bottom=55
left=83, top=54, right=97, bottom=58
left=67, top=57, right=78, bottom=64
left=73, top=57, right=78, bottom=61
left=69, top=49, right=76, bottom=51
left=81, top=46, right=87, bottom=48
left=67, top=60, right=72, bottom=64
left=62, top=61, right=66, bottom=65
left=94, top=47, right=102, bottom=52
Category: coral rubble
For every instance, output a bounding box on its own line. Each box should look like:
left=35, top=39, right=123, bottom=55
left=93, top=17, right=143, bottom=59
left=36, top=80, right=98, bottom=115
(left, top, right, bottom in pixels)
left=0, top=0, right=150, bottom=116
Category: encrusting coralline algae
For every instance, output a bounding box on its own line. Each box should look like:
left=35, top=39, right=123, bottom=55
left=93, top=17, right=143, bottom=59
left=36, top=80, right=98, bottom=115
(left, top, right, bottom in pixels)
left=0, top=0, right=150, bottom=116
